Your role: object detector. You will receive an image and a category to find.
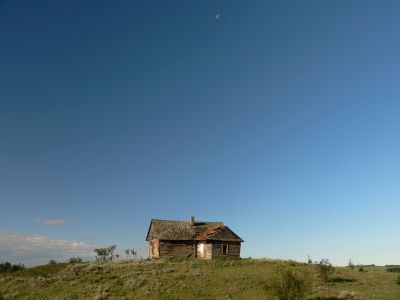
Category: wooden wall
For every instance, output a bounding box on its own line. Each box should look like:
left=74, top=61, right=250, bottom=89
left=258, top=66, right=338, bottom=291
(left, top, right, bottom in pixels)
left=205, top=243, right=213, bottom=259
left=149, top=239, right=160, bottom=258
left=209, top=241, right=241, bottom=258
left=149, top=239, right=241, bottom=259
left=158, top=240, right=194, bottom=258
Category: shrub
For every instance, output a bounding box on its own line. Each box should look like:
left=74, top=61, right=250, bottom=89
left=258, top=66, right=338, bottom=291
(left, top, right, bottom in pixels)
left=0, top=262, right=25, bottom=273
left=94, top=245, right=117, bottom=261
left=387, top=267, right=400, bottom=273
left=94, top=285, right=109, bottom=300
left=68, top=257, right=83, bottom=264
left=48, top=259, right=58, bottom=265
left=396, top=275, right=400, bottom=285
left=125, top=277, right=145, bottom=290
left=317, top=259, right=333, bottom=282
left=357, top=266, right=364, bottom=272
left=330, top=277, right=356, bottom=283
left=288, top=260, right=299, bottom=266
left=124, top=248, right=137, bottom=259
left=338, top=290, right=358, bottom=299
left=271, top=269, right=309, bottom=300
left=348, top=259, right=354, bottom=269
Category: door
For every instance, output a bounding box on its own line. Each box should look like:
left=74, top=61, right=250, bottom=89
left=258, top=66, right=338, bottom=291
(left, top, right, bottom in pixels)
left=197, top=242, right=205, bottom=258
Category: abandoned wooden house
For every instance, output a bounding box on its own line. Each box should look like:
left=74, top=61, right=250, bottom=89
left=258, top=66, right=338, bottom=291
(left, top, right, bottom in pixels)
left=145, top=217, right=244, bottom=259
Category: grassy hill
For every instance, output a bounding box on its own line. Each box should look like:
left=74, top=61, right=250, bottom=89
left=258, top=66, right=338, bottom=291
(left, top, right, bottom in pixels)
left=1, top=259, right=399, bottom=299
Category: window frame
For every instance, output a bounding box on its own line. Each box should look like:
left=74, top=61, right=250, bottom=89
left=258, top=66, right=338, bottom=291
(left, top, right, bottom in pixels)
left=222, top=243, right=229, bottom=254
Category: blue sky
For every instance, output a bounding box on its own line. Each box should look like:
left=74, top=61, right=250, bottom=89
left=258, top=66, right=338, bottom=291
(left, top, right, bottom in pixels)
left=1, top=0, right=400, bottom=266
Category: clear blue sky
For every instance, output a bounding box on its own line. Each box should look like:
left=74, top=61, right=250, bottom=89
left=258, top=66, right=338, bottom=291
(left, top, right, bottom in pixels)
left=1, top=0, right=400, bottom=266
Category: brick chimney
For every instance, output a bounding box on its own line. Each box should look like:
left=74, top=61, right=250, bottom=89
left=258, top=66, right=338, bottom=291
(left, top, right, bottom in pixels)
left=190, top=216, right=195, bottom=226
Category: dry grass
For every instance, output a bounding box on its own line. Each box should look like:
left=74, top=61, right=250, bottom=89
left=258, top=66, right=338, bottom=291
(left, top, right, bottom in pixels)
left=0, top=259, right=399, bottom=299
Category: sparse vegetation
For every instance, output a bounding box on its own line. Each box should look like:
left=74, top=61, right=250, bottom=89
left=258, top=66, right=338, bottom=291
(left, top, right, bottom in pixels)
left=337, top=290, right=359, bottom=299
left=124, top=248, right=137, bottom=260
left=271, top=269, right=309, bottom=300
left=94, top=245, right=117, bottom=261
left=0, top=259, right=399, bottom=299
left=387, top=266, right=400, bottom=273
left=348, top=259, right=355, bottom=269
left=317, top=259, right=334, bottom=282
left=307, top=255, right=313, bottom=264
left=396, top=275, right=400, bottom=285
left=68, top=257, right=83, bottom=264
left=0, top=262, right=25, bottom=273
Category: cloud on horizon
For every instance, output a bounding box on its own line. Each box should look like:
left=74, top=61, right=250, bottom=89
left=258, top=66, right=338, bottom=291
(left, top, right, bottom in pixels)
left=0, top=231, right=98, bottom=266
left=37, top=219, right=66, bottom=225
left=0, top=231, right=149, bottom=266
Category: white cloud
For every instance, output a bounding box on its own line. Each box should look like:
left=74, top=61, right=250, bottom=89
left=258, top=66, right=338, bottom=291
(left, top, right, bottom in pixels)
left=0, top=231, right=98, bottom=266
left=0, top=231, right=149, bottom=267
left=37, top=219, right=66, bottom=225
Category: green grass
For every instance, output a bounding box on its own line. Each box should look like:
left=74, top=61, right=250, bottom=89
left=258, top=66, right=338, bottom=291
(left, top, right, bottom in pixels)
left=0, top=259, right=399, bottom=299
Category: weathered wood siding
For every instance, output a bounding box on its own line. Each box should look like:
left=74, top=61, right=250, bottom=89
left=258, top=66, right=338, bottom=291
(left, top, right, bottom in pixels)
left=205, top=243, right=213, bottom=259
left=208, top=226, right=243, bottom=242
left=149, top=239, right=159, bottom=258
left=158, top=240, right=194, bottom=258
left=209, top=241, right=241, bottom=258
left=149, top=239, right=241, bottom=259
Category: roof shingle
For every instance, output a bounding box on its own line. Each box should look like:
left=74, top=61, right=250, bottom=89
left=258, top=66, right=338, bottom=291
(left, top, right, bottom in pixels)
left=146, top=219, right=243, bottom=242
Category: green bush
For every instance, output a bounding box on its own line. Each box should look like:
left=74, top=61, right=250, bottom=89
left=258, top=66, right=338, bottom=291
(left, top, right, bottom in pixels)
left=387, top=267, right=400, bottom=273
left=271, top=269, right=309, bottom=300
left=68, top=257, right=83, bottom=264
left=0, top=262, right=25, bottom=273
left=317, top=259, right=333, bottom=282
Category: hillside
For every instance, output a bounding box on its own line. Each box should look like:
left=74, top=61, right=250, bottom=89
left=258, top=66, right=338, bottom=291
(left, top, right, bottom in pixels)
left=0, top=259, right=399, bottom=299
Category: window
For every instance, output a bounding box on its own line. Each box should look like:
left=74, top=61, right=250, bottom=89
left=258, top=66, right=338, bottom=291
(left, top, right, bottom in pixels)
left=222, top=244, right=228, bottom=254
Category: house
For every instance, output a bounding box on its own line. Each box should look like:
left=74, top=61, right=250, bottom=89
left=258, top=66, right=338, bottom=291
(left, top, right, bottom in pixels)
left=145, top=217, right=244, bottom=259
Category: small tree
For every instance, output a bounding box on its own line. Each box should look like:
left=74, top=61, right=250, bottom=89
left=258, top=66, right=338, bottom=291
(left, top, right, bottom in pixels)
left=348, top=259, right=354, bottom=269
left=123, top=248, right=137, bottom=260
left=94, top=245, right=117, bottom=261
left=94, top=248, right=107, bottom=260
left=107, top=245, right=117, bottom=260
left=317, top=259, right=333, bottom=282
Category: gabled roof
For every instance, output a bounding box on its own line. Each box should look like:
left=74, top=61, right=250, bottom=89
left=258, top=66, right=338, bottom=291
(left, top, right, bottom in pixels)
left=145, top=219, right=244, bottom=242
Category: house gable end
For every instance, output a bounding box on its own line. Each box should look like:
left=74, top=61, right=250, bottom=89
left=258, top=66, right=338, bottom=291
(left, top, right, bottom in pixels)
left=145, top=220, right=155, bottom=241
left=206, top=226, right=244, bottom=242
